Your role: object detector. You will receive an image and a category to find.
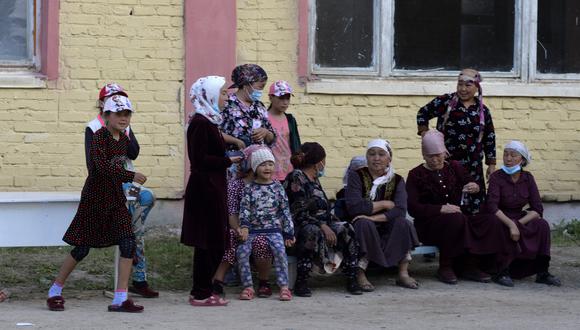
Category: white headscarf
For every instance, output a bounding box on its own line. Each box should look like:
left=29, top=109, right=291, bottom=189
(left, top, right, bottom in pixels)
left=189, top=76, right=226, bottom=125
left=504, top=140, right=532, bottom=165
left=366, top=139, right=396, bottom=200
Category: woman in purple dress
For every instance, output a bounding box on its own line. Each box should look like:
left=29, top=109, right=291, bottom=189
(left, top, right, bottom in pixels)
left=417, top=69, right=496, bottom=214
left=485, top=140, right=560, bottom=287
left=406, top=130, right=517, bottom=285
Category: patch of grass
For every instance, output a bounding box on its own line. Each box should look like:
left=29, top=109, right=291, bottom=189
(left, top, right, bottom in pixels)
left=552, top=219, right=580, bottom=247
left=0, top=235, right=193, bottom=295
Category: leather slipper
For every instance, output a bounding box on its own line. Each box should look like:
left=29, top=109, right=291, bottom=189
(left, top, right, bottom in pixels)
left=108, top=299, right=144, bottom=313
left=47, top=296, right=65, bottom=311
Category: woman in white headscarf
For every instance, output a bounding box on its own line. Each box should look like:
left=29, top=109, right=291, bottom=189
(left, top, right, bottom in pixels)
left=181, top=76, right=243, bottom=306
left=345, top=139, right=420, bottom=290
left=485, top=140, right=560, bottom=287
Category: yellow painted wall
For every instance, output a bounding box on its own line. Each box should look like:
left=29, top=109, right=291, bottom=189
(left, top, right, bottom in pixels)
left=0, top=0, right=185, bottom=198
left=237, top=0, right=580, bottom=201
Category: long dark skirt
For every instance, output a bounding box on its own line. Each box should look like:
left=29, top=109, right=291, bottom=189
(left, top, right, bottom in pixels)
left=414, top=213, right=518, bottom=269
left=509, top=216, right=551, bottom=278
left=354, top=216, right=419, bottom=268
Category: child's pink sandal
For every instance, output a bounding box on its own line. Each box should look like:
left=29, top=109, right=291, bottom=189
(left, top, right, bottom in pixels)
left=239, top=287, right=255, bottom=300
left=279, top=288, right=292, bottom=301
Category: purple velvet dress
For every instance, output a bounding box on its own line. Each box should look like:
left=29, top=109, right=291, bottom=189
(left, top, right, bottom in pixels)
left=485, top=170, right=551, bottom=278
left=406, top=161, right=517, bottom=270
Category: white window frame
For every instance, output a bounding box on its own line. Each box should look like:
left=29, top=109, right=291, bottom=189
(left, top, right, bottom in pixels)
left=0, top=0, right=44, bottom=88
left=307, top=0, right=580, bottom=97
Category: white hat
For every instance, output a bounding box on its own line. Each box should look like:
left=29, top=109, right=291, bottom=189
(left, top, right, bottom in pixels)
left=251, top=148, right=275, bottom=172
left=367, top=138, right=392, bottom=158
left=103, top=95, right=134, bottom=113
left=323, top=251, right=343, bottom=274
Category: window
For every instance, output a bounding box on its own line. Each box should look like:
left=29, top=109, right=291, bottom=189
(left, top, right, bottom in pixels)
left=310, top=0, right=580, bottom=82
left=0, top=0, right=39, bottom=70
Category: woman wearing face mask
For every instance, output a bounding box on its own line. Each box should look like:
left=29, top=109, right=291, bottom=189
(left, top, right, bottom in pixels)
left=406, top=130, right=517, bottom=286
left=284, top=142, right=362, bottom=297
left=220, top=64, right=276, bottom=150
left=485, top=141, right=560, bottom=287
left=344, top=139, right=420, bottom=290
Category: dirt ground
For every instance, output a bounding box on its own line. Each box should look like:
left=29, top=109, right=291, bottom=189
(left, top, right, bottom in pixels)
left=1, top=246, right=579, bottom=330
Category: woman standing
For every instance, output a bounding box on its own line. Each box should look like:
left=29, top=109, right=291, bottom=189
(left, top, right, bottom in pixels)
left=181, top=76, right=242, bottom=306
left=417, top=69, right=496, bottom=214
left=486, top=141, right=560, bottom=287
left=284, top=142, right=362, bottom=296
left=220, top=64, right=276, bottom=150
left=345, top=139, right=419, bottom=290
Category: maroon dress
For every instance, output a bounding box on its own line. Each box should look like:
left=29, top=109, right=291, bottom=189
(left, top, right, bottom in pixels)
left=181, top=114, right=232, bottom=250
left=406, top=161, right=517, bottom=269
left=485, top=170, right=551, bottom=278
left=63, top=127, right=135, bottom=247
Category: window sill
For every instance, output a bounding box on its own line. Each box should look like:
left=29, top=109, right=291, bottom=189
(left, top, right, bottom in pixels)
left=305, top=78, right=580, bottom=98
left=0, top=72, right=47, bottom=88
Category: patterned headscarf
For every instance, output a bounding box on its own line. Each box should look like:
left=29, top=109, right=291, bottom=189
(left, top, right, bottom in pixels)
left=189, top=76, right=226, bottom=125
left=442, top=68, right=486, bottom=142
left=229, top=64, right=268, bottom=88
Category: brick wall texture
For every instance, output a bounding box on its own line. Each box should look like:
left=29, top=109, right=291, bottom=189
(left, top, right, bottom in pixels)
left=0, top=0, right=578, bottom=201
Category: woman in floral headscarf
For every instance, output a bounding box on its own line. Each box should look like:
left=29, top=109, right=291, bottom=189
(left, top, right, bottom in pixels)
left=221, top=64, right=276, bottom=150
left=181, top=76, right=242, bottom=307
left=416, top=69, right=496, bottom=214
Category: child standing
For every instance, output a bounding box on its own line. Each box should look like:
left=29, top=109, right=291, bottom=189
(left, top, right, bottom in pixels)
left=47, top=95, right=146, bottom=313
left=237, top=148, right=295, bottom=301
left=86, top=83, right=158, bottom=298
left=267, top=80, right=301, bottom=183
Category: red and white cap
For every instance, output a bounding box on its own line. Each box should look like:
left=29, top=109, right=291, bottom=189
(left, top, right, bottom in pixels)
left=268, top=80, right=293, bottom=96
left=103, top=95, right=134, bottom=113
left=99, top=83, right=128, bottom=101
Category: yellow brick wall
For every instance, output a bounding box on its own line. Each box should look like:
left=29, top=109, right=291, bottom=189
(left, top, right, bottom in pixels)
left=0, top=0, right=185, bottom=198
left=237, top=0, right=580, bottom=201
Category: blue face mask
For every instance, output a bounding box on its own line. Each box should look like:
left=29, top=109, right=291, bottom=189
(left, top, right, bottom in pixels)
left=248, top=86, right=263, bottom=102
left=501, top=164, right=521, bottom=175
left=316, top=164, right=325, bottom=178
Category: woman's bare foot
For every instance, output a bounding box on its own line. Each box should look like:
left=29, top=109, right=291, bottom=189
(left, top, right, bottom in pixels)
left=357, top=270, right=375, bottom=292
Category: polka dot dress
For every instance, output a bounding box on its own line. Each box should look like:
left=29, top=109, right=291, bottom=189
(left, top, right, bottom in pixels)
left=63, top=128, right=135, bottom=248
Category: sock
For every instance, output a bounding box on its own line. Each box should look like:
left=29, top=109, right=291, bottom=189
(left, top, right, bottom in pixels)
left=48, top=281, right=63, bottom=298
left=112, top=290, right=128, bottom=306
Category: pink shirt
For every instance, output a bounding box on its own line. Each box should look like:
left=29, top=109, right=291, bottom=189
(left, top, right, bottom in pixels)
left=269, top=115, right=294, bottom=181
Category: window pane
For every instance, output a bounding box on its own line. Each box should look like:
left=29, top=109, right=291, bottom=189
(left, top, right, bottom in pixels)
left=315, top=0, right=374, bottom=68
left=0, top=0, right=30, bottom=62
left=537, top=0, right=580, bottom=74
left=394, top=0, right=514, bottom=72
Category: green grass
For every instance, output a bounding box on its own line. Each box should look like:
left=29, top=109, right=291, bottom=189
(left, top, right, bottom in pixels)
left=551, top=219, right=580, bottom=247
left=0, top=236, right=193, bottom=295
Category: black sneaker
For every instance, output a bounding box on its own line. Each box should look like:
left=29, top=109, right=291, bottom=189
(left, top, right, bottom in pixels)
left=346, top=278, right=363, bottom=295
left=293, top=280, right=312, bottom=297
left=492, top=274, right=514, bottom=287
left=535, top=272, right=561, bottom=287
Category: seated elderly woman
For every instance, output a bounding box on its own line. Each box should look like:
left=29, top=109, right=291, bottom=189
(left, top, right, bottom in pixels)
left=344, top=139, right=420, bottom=290
left=485, top=140, right=560, bottom=287
left=406, top=130, right=518, bottom=285
left=284, top=142, right=362, bottom=297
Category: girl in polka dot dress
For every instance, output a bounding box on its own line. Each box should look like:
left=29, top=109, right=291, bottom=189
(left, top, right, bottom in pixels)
left=46, top=95, right=147, bottom=313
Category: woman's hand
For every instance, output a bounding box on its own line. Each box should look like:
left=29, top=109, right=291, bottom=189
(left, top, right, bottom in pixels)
left=133, top=172, right=147, bottom=185
left=229, top=156, right=243, bottom=164
left=509, top=225, right=520, bottom=242
left=239, top=228, right=249, bottom=242
left=234, top=138, right=246, bottom=150
left=285, top=237, right=296, bottom=247
left=320, top=224, right=337, bottom=247
left=251, top=128, right=270, bottom=143
left=440, top=203, right=462, bottom=214
left=462, top=182, right=480, bottom=194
